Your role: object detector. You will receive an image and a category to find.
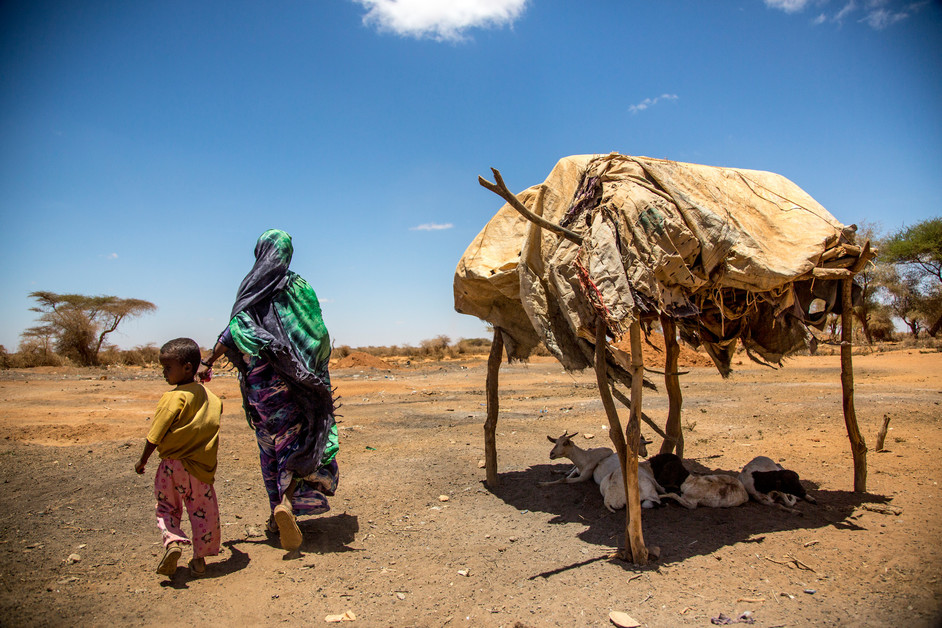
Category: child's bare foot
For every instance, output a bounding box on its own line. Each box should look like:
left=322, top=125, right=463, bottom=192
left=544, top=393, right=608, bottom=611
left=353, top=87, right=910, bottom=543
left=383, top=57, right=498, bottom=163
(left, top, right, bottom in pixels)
left=156, top=542, right=182, bottom=576
left=188, top=557, right=206, bottom=577
left=273, top=504, right=302, bottom=551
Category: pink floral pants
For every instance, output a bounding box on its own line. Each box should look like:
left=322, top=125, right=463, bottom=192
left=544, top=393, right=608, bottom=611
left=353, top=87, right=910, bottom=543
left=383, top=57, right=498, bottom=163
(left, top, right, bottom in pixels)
left=154, top=458, right=220, bottom=558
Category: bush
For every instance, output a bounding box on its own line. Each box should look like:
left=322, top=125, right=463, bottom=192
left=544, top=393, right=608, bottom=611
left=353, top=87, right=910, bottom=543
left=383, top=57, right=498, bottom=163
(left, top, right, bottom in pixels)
left=0, top=348, right=67, bottom=368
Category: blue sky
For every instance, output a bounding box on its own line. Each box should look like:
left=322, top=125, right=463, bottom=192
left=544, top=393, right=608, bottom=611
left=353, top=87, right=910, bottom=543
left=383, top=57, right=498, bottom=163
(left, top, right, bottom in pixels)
left=1, top=0, right=940, bottom=351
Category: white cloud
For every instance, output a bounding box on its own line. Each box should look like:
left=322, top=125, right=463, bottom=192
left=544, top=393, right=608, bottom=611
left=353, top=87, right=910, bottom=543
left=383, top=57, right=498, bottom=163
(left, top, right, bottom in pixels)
left=410, top=222, right=454, bottom=231
left=834, top=0, right=857, bottom=22
left=629, top=93, right=678, bottom=115
left=773, top=0, right=925, bottom=29
left=103, top=252, right=118, bottom=260
left=353, top=0, right=528, bottom=42
left=860, top=4, right=913, bottom=28
left=764, top=0, right=813, bottom=13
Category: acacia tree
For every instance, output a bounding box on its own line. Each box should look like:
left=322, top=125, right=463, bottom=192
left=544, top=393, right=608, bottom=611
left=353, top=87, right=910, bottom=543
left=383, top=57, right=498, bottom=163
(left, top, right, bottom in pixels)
left=852, top=222, right=882, bottom=344
left=876, top=266, right=924, bottom=338
left=26, top=292, right=157, bottom=366
left=880, top=218, right=942, bottom=336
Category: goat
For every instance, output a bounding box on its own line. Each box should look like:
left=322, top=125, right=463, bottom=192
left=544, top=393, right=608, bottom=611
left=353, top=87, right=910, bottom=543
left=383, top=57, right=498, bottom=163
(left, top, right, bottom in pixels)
left=597, top=457, right=664, bottom=512
left=646, top=452, right=690, bottom=494
left=650, top=453, right=748, bottom=509
left=540, top=431, right=661, bottom=512
left=739, top=456, right=816, bottom=510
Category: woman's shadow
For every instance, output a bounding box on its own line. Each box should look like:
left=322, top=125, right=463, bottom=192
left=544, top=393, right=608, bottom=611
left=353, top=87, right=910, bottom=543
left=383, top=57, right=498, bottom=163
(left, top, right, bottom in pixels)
left=239, top=512, right=361, bottom=561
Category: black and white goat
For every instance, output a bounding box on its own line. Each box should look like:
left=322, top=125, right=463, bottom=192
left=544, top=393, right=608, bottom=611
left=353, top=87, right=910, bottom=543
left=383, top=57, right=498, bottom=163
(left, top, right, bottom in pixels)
left=540, top=432, right=662, bottom=512
left=648, top=453, right=748, bottom=509
left=738, top=456, right=816, bottom=511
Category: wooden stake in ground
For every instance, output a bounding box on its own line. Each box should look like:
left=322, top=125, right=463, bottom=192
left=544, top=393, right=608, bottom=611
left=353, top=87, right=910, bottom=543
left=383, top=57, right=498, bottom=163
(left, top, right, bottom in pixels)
left=875, top=414, right=891, bottom=452
left=594, top=320, right=647, bottom=564
left=484, top=327, right=504, bottom=488
left=840, top=241, right=871, bottom=492
left=659, top=314, right=684, bottom=458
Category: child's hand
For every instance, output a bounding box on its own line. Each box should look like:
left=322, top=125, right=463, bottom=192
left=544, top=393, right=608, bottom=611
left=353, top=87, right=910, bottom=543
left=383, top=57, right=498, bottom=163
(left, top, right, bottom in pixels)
left=198, top=367, right=212, bottom=383
left=135, top=460, right=146, bottom=474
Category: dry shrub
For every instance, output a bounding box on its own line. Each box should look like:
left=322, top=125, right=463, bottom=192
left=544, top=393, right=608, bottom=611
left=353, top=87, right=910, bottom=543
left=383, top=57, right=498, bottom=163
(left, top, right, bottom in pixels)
left=116, top=344, right=160, bottom=366
left=1, top=347, right=67, bottom=368
left=868, top=313, right=895, bottom=343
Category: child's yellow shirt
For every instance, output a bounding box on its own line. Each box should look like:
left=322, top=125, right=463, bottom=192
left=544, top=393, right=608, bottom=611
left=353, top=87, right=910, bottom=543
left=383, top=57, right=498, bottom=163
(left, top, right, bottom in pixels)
left=146, top=382, right=221, bottom=484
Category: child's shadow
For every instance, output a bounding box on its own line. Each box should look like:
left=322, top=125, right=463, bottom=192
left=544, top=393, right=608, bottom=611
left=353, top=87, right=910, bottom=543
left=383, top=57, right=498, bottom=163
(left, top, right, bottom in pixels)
left=160, top=540, right=251, bottom=589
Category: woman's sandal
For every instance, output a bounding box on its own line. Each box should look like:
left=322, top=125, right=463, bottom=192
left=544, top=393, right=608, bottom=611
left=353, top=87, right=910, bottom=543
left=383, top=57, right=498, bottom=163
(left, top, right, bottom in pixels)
left=273, top=503, right=302, bottom=551
left=156, top=542, right=182, bottom=576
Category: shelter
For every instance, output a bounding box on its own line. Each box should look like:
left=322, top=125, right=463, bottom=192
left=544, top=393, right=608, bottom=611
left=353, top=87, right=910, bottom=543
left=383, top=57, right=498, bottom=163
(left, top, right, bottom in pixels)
left=454, top=153, right=874, bottom=563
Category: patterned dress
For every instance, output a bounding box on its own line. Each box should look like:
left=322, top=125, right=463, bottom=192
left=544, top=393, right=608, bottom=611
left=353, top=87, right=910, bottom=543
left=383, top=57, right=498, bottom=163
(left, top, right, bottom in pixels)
left=220, top=229, right=339, bottom=518
left=241, top=354, right=339, bottom=514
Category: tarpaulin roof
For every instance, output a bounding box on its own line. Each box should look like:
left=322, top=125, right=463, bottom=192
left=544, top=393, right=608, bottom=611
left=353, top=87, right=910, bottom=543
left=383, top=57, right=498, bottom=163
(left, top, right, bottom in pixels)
left=455, top=153, right=862, bottom=375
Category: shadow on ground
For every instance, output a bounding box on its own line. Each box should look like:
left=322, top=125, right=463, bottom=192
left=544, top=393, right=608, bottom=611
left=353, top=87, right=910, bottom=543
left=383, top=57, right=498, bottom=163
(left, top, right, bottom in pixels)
left=489, top=463, right=892, bottom=569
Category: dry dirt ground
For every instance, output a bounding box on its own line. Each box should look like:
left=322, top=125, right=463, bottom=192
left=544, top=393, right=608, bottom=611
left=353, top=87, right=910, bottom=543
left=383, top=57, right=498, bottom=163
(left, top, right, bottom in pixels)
left=0, top=347, right=940, bottom=627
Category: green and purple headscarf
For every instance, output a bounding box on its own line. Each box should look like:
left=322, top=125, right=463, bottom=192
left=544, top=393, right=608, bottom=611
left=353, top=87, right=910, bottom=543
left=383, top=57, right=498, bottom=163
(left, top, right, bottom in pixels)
left=225, top=229, right=335, bottom=475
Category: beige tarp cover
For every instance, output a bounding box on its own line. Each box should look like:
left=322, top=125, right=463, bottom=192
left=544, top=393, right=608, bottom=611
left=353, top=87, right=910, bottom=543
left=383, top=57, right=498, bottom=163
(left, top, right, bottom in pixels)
left=454, top=153, right=857, bottom=374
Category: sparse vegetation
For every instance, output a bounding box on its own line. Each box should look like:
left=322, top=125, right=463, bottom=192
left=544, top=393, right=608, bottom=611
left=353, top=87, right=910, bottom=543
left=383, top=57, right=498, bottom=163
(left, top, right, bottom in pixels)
left=0, top=336, right=498, bottom=370
left=23, top=292, right=157, bottom=366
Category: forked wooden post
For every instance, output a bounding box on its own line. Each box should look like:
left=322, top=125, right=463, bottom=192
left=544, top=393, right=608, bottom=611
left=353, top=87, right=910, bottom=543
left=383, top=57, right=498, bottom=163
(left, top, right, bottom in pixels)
left=484, top=327, right=504, bottom=488
left=841, top=277, right=868, bottom=491
left=659, top=315, right=684, bottom=457
left=594, top=320, right=647, bottom=564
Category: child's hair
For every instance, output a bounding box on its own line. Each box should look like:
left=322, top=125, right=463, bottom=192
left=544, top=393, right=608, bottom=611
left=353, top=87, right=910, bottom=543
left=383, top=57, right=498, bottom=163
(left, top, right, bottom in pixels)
left=160, top=338, right=202, bottom=372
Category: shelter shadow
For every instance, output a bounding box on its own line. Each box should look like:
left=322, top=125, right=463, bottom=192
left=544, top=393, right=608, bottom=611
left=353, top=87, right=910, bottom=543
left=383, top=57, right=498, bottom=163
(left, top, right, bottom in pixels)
left=489, top=464, right=892, bottom=565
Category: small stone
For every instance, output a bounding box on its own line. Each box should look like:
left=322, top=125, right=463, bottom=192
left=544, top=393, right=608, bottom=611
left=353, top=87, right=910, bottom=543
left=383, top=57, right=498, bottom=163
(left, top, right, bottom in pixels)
left=245, top=525, right=263, bottom=538
left=396, top=592, right=406, bottom=600
left=438, top=495, right=449, bottom=502
left=457, top=569, right=469, bottom=577
left=804, top=588, right=817, bottom=594
left=66, top=554, right=81, bottom=564
left=477, top=460, right=486, bottom=468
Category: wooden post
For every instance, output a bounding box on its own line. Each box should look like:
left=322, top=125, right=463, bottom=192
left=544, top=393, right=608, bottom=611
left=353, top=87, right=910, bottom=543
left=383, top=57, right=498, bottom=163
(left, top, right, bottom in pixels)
left=841, top=278, right=868, bottom=492
left=594, top=320, right=647, bottom=564
left=659, top=315, right=684, bottom=458
left=875, top=415, right=891, bottom=452
left=484, top=327, right=504, bottom=488
left=625, top=320, right=648, bottom=563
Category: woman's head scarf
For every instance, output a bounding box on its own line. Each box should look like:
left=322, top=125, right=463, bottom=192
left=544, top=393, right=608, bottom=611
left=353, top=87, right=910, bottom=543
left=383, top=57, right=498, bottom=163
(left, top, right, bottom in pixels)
left=230, top=229, right=294, bottom=319
left=224, top=229, right=335, bottom=477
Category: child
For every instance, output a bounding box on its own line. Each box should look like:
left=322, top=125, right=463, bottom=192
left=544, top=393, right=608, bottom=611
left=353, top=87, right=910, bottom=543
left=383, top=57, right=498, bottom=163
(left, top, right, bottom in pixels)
left=135, top=338, right=222, bottom=577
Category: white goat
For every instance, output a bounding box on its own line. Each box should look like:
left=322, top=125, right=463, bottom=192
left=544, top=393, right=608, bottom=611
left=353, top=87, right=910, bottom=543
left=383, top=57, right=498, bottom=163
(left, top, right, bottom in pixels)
left=739, top=456, right=816, bottom=511
left=540, top=432, right=662, bottom=512
left=660, top=473, right=749, bottom=509
left=650, top=453, right=748, bottom=509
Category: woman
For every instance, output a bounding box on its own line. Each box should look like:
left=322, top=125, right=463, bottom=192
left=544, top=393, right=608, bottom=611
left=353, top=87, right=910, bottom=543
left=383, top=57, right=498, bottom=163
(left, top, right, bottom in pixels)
left=200, top=229, right=338, bottom=552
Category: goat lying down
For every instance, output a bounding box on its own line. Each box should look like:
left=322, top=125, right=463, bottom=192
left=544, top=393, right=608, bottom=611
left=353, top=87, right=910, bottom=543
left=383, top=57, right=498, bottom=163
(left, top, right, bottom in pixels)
left=540, top=432, right=662, bottom=512
left=739, top=456, right=816, bottom=510
left=648, top=453, right=748, bottom=509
